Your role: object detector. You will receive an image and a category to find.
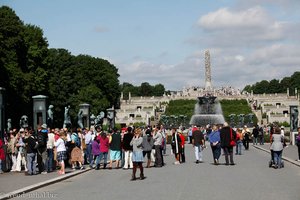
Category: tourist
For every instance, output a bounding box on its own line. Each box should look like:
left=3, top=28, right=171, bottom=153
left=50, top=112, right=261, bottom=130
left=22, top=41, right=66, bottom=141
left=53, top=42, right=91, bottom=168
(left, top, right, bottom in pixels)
left=109, top=129, right=122, bottom=169
left=71, top=129, right=84, bottom=170
left=84, top=128, right=93, bottom=166
left=153, top=126, right=163, bottom=167
left=36, top=124, right=48, bottom=174
left=188, top=127, right=193, bottom=144
left=208, top=124, right=221, bottom=165
left=160, top=125, right=167, bottom=155
left=258, top=124, right=265, bottom=145
left=0, top=137, right=5, bottom=174
left=252, top=125, right=259, bottom=145
left=98, top=131, right=109, bottom=169
left=54, top=130, right=67, bottom=175
left=122, top=126, right=134, bottom=170
left=296, top=127, right=300, bottom=161
left=235, top=128, right=243, bottom=155
left=46, top=128, right=55, bottom=172
left=90, top=137, right=100, bottom=169
left=142, top=129, right=154, bottom=168
left=16, top=128, right=28, bottom=172
left=130, top=128, right=145, bottom=181
left=171, top=128, right=182, bottom=165
left=7, top=130, right=17, bottom=172
left=21, top=129, right=37, bottom=175
left=242, top=125, right=250, bottom=150
left=270, top=127, right=284, bottom=169
left=220, top=122, right=236, bottom=166
left=179, top=129, right=186, bottom=163
left=192, top=126, right=205, bottom=164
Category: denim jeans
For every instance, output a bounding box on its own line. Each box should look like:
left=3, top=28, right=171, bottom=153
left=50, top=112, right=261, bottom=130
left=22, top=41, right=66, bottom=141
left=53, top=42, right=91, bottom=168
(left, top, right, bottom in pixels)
left=194, top=145, right=203, bottom=161
left=85, top=144, right=92, bottom=164
left=236, top=140, right=243, bottom=155
left=253, top=137, right=258, bottom=145
left=27, top=153, right=37, bottom=175
left=98, top=152, right=108, bottom=167
left=47, top=149, right=54, bottom=172
left=273, top=150, right=283, bottom=168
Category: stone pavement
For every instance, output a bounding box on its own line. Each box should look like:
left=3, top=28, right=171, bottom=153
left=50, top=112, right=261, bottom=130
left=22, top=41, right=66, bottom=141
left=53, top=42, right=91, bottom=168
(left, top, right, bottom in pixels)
left=0, top=143, right=299, bottom=200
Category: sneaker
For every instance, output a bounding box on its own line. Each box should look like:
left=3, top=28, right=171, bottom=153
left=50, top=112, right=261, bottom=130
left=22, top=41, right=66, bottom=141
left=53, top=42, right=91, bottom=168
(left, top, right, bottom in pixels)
left=196, top=160, right=199, bottom=164
left=41, top=171, right=47, bottom=175
left=80, top=166, right=84, bottom=170
left=174, top=161, right=180, bottom=165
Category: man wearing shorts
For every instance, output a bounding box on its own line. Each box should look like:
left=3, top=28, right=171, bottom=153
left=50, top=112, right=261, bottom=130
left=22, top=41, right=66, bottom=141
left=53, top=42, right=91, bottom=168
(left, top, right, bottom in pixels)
left=109, top=129, right=121, bottom=169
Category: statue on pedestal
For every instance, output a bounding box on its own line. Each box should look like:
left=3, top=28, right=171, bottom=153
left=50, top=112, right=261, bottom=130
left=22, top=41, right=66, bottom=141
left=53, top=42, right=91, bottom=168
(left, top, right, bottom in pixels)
left=77, top=110, right=84, bottom=129
left=47, top=105, right=54, bottom=128
left=63, top=106, right=72, bottom=129
left=7, top=118, right=12, bottom=132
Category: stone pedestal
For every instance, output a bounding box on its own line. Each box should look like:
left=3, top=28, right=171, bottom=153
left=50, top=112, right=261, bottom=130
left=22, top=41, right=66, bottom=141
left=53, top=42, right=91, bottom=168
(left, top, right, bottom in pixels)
left=79, top=103, right=90, bottom=128
left=32, top=95, right=47, bottom=131
left=0, top=87, right=5, bottom=139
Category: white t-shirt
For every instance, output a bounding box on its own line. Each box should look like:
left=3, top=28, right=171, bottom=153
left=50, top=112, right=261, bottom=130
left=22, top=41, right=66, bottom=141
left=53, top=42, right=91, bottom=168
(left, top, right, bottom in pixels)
left=54, top=138, right=66, bottom=152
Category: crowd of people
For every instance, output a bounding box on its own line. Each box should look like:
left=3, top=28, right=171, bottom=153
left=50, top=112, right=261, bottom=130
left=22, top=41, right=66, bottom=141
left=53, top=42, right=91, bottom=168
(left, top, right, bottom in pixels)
left=0, top=122, right=299, bottom=178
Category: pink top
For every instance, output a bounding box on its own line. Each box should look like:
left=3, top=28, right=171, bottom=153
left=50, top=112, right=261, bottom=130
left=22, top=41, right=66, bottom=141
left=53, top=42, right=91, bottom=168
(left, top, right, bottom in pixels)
left=99, top=136, right=109, bottom=153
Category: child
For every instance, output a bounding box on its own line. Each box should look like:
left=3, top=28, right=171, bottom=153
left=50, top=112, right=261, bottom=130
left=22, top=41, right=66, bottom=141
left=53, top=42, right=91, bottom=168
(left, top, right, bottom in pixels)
left=55, top=130, right=67, bottom=175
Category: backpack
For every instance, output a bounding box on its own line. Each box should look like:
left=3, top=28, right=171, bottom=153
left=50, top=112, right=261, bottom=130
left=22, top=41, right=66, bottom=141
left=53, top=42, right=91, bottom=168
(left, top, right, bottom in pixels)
left=72, top=133, right=81, bottom=147
left=37, top=131, right=47, bottom=148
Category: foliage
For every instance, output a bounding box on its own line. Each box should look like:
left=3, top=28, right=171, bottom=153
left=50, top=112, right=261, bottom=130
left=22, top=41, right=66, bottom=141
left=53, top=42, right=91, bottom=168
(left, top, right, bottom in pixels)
left=220, top=99, right=255, bottom=123
left=243, top=72, right=300, bottom=94
left=120, top=82, right=165, bottom=99
left=0, top=6, right=120, bottom=128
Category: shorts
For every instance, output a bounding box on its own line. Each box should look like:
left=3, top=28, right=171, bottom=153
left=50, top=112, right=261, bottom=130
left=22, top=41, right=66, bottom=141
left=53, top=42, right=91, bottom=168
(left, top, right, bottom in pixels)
left=143, top=151, right=151, bottom=159
left=57, top=151, right=67, bottom=162
left=110, top=150, right=121, bottom=161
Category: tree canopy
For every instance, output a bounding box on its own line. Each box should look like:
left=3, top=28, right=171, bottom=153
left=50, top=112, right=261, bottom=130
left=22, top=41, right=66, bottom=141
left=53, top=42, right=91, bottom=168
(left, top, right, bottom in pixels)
left=243, top=72, right=300, bottom=95
left=0, top=6, right=120, bottom=128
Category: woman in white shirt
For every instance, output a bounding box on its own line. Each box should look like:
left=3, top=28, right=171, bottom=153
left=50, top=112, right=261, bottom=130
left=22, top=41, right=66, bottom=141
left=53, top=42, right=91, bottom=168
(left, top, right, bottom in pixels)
left=54, top=130, right=67, bottom=174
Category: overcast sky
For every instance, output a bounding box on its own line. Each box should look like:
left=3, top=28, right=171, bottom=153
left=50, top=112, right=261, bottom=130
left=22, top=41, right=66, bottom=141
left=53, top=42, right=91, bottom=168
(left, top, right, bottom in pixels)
left=2, top=0, right=300, bottom=91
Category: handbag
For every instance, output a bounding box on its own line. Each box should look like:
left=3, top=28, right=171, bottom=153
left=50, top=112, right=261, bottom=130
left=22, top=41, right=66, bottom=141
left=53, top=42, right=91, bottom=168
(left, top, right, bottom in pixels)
left=230, top=128, right=236, bottom=146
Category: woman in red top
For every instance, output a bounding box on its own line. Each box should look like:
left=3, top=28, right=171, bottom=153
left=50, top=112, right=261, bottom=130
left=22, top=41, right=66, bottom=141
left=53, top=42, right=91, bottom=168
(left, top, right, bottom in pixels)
left=98, top=132, right=109, bottom=169
left=178, top=130, right=186, bottom=163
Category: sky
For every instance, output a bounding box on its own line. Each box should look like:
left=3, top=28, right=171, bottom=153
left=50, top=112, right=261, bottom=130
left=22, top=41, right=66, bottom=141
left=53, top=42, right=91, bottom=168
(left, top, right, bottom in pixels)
left=1, top=0, right=300, bottom=91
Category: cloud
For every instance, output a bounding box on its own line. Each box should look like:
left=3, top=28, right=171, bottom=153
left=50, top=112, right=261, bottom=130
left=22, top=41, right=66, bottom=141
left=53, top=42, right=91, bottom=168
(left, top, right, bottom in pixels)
left=93, top=26, right=109, bottom=33
left=198, top=6, right=271, bottom=30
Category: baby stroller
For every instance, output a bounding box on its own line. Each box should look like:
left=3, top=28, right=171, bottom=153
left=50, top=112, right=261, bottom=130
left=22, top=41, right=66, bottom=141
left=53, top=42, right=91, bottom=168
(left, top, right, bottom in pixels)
left=268, top=150, right=284, bottom=168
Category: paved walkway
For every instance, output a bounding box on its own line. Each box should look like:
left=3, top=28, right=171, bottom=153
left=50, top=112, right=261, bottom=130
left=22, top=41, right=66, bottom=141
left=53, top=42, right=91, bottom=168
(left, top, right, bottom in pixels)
left=0, top=143, right=299, bottom=200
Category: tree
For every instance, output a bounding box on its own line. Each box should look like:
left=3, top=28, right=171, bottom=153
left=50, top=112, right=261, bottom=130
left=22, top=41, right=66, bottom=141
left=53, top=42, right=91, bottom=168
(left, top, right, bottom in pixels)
left=268, top=79, right=280, bottom=94
left=153, top=84, right=165, bottom=96
left=140, top=82, right=152, bottom=96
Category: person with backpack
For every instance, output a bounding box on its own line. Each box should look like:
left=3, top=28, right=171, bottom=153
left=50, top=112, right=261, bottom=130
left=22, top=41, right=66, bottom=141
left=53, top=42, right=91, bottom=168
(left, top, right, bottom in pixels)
left=70, top=129, right=84, bottom=170
left=36, top=124, right=48, bottom=174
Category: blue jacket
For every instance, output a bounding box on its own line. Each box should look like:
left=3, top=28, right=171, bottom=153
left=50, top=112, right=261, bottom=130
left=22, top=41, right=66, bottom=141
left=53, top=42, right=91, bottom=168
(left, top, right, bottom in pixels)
left=209, top=130, right=220, bottom=143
